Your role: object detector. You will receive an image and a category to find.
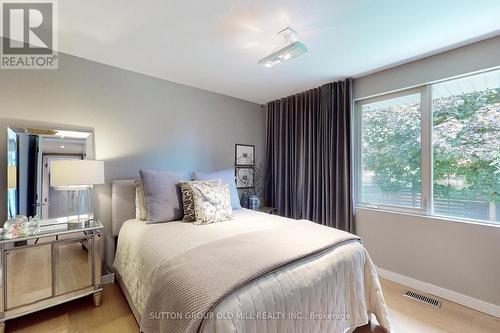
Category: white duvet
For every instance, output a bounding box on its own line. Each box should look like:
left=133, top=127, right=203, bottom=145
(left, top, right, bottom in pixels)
left=113, top=209, right=391, bottom=333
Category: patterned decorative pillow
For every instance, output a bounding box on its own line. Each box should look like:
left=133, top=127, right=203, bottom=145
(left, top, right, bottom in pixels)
left=189, top=183, right=233, bottom=224
left=179, top=180, right=220, bottom=222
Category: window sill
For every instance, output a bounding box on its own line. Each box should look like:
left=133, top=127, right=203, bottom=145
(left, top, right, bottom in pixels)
left=355, top=205, right=500, bottom=229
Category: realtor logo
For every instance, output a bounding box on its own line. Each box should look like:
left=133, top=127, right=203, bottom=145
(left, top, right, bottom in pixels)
left=1, top=1, right=58, bottom=69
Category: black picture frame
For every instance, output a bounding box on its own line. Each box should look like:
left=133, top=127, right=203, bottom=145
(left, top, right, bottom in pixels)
left=235, top=144, right=255, bottom=166
left=235, top=167, right=254, bottom=189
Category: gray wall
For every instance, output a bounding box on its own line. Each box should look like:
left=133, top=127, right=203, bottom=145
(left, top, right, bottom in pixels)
left=355, top=35, right=500, bottom=99
left=354, top=35, right=500, bottom=306
left=0, top=48, right=265, bottom=267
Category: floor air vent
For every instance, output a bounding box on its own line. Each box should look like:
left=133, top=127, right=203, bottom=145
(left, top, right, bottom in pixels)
left=403, top=290, right=442, bottom=308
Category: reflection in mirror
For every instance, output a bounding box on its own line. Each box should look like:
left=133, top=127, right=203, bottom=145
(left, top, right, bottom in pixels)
left=7, top=127, right=94, bottom=222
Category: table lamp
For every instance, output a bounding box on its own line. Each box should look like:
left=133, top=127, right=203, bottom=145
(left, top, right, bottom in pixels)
left=50, top=160, right=104, bottom=223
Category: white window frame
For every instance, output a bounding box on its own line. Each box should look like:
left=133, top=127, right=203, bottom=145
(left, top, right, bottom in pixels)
left=355, top=87, right=430, bottom=215
left=354, top=67, right=500, bottom=225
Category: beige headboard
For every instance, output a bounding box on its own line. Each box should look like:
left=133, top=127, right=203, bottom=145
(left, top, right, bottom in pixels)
left=112, top=179, right=136, bottom=236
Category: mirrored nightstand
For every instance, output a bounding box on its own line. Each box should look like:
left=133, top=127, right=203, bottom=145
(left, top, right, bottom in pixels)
left=0, top=220, right=103, bottom=333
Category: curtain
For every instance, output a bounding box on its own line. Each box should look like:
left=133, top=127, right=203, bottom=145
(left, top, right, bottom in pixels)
left=265, top=79, right=354, bottom=232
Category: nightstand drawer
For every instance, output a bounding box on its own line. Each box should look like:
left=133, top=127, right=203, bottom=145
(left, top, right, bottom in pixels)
left=54, top=237, right=93, bottom=296
left=6, top=245, right=52, bottom=309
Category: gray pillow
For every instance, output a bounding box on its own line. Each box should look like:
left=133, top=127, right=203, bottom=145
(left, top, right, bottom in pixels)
left=139, top=169, right=191, bottom=223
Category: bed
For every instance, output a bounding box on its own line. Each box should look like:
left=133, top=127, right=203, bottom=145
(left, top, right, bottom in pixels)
left=111, top=180, right=391, bottom=333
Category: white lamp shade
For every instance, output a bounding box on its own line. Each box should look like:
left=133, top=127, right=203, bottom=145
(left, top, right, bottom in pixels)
left=50, top=160, right=105, bottom=187
left=7, top=165, right=16, bottom=189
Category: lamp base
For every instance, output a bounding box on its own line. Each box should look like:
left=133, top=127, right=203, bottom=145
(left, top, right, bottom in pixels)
left=67, top=221, right=89, bottom=230
left=66, top=215, right=94, bottom=225
left=65, top=189, right=94, bottom=225
left=67, top=218, right=87, bottom=224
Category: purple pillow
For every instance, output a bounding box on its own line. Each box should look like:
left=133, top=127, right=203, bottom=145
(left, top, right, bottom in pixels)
left=139, top=169, right=191, bottom=223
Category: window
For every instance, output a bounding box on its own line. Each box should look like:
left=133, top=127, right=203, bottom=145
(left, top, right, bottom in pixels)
left=432, top=71, right=500, bottom=222
left=359, top=92, right=422, bottom=209
left=356, top=69, right=500, bottom=224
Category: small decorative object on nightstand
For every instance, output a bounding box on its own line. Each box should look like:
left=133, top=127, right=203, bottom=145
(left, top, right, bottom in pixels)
left=249, top=195, right=260, bottom=210
left=240, top=191, right=250, bottom=208
left=0, top=219, right=104, bottom=333
left=258, top=206, right=277, bottom=214
left=237, top=163, right=266, bottom=211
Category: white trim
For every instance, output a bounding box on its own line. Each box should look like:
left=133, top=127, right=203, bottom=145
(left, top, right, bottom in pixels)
left=356, top=203, right=425, bottom=215
left=356, top=206, right=500, bottom=229
left=356, top=86, right=424, bottom=105
left=377, top=267, right=500, bottom=318
left=421, top=84, right=433, bottom=214
left=353, top=99, right=362, bottom=206
left=355, top=87, right=425, bottom=212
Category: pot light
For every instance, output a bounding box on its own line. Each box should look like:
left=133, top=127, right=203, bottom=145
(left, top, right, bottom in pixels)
left=259, top=27, right=307, bottom=68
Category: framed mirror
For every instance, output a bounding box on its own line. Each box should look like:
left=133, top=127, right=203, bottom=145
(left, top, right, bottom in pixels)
left=7, top=127, right=94, bottom=221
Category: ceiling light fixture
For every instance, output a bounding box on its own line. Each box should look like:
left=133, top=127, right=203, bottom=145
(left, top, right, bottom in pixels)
left=259, top=27, right=307, bottom=68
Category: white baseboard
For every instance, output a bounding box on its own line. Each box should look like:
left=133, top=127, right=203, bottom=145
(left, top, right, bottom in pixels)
left=376, top=267, right=500, bottom=319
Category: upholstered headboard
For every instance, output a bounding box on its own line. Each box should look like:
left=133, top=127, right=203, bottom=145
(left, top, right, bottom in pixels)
left=112, top=179, right=136, bottom=236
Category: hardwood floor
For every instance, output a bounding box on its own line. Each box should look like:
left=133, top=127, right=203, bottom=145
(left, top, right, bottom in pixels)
left=6, top=282, right=137, bottom=333
left=356, top=279, right=500, bottom=333
left=6, top=278, right=500, bottom=332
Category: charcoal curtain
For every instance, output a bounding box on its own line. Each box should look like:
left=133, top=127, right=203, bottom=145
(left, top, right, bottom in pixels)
left=265, top=79, right=354, bottom=232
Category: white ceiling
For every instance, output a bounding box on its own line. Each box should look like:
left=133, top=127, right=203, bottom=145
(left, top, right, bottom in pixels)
left=54, top=0, right=500, bottom=103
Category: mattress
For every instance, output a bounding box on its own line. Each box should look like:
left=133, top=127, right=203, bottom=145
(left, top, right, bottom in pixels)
left=113, top=209, right=391, bottom=333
